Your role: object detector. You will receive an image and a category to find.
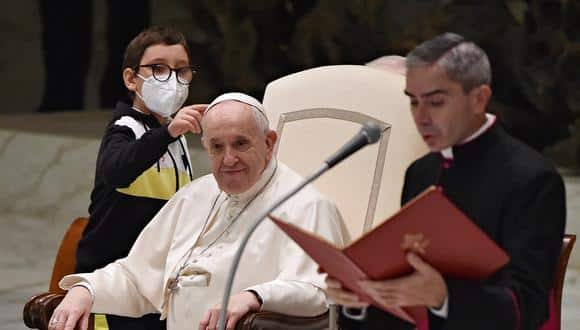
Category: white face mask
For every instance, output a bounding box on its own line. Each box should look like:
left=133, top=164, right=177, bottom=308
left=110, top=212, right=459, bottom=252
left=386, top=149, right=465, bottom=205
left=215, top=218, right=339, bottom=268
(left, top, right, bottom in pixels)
left=136, top=73, right=189, bottom=117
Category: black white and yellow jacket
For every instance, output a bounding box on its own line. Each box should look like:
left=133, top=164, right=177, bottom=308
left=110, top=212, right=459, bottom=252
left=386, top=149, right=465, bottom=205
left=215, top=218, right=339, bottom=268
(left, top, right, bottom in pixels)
left=76, top=101, right=193, bottom=273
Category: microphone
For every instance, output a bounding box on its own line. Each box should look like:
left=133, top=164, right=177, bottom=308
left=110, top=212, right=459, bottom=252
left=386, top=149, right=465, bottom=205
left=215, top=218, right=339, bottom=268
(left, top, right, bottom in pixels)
left=217, top=121, right=381, bottom=330
left=324, top=121, right=382, bottom=168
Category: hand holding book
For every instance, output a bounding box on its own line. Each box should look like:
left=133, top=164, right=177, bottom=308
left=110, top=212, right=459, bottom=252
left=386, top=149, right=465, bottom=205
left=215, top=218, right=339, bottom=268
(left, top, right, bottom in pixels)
left=357, top=251, right=448, bottom=309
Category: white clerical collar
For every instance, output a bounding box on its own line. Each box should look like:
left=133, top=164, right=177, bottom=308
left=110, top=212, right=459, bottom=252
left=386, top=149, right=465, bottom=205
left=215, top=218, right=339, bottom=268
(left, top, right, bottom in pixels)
left=440, top=113, right=496, bottom=159
left=227, top=158, right=277, bottom=203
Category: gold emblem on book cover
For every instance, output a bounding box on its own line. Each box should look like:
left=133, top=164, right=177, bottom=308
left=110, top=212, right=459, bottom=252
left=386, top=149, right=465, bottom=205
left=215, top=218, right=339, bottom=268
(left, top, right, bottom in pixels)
left=401, top=233, right=430, bottom=255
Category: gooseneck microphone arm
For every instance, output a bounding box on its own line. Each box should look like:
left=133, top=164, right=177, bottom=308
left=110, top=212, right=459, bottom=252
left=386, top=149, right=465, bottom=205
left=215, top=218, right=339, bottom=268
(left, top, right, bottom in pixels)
left=217, top=163, right=328, bottom=330
left=217, top=122, right=381, bottom=330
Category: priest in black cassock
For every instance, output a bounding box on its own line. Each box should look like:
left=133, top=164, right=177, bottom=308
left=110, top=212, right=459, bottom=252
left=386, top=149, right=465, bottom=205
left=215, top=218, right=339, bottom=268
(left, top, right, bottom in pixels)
left=326, top=32, right=566, bottom=330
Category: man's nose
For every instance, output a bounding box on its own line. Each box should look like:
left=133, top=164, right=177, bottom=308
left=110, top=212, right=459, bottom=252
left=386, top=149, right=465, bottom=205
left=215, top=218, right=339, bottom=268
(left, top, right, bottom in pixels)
left=222, top=147, right=238, bottom=166
left=414, top=104, right=431, bottom=125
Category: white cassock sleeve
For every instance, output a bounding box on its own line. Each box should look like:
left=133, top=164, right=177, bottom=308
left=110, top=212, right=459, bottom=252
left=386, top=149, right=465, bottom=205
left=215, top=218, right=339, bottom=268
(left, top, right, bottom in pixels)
left=59, top=193, right=187, bottom=317
left=245, top=197, right=346, bottom=316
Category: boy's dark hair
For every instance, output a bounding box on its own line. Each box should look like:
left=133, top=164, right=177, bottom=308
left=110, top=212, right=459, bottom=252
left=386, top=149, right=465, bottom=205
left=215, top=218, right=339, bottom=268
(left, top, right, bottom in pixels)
left=122, top=25, right=190, bottom=70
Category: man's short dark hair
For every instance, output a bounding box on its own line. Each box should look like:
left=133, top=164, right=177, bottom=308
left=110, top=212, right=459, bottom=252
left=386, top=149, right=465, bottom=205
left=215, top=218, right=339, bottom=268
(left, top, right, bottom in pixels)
left=406, top=32, right=492, bottom=92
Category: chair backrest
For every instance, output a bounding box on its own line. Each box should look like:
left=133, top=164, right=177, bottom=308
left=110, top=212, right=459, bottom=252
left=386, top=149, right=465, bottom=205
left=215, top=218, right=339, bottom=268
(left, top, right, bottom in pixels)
left=540, top=233, right=576, bottom=330
left=263, top=65, right=428, bottom=237
left=48, top=217, right=89, bottom=293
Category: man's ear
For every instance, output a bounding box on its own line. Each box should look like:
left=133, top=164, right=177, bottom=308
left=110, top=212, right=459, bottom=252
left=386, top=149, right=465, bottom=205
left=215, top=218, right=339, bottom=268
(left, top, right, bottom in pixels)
left=123, top=68, right=138, bottom=92
left=200, top=136, right=209, bottom=151
left=265, top=130, right=278, bottom=159
left=470, top=85, right=492, bottom=115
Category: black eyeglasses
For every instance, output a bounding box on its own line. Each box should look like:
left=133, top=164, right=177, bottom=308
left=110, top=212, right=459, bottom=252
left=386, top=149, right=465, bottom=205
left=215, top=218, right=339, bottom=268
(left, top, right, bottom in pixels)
left=135, top=63, right=197, bottom=85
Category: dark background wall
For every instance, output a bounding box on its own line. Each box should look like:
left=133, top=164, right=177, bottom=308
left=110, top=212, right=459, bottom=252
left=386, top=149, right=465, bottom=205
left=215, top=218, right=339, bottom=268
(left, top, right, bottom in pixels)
left=0, top=0, right=196, bottom=115
left=2, top=0, right=580, bottom=168
left=183, top=0, right=580, bottom=165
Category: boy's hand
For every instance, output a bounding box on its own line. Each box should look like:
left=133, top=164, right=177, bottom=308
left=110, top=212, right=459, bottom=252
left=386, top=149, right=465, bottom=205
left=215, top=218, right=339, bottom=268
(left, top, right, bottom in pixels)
left=169, top=104, right=207, bottom=137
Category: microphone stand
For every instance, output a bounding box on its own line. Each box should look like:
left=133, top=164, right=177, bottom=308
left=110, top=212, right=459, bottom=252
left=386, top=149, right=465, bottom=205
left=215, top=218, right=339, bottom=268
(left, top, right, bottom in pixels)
left=217, top=162, right=329, bottom=330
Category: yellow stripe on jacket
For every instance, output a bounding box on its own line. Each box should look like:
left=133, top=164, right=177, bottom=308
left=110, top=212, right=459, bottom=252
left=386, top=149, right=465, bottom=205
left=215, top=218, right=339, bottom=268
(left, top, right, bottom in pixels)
left=116, top=166, right=191, bottom=200
left=94, top=314, right=108, bottom=330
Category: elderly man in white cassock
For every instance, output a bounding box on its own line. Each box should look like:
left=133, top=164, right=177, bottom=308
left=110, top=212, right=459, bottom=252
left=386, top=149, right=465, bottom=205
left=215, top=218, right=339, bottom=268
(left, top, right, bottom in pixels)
left=48, top=92, right=347, bottom=330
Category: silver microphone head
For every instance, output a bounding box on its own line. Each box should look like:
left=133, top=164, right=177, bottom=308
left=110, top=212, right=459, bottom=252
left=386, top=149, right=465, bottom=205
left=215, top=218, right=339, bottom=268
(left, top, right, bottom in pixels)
left=362, top=121, right=381, bottom=144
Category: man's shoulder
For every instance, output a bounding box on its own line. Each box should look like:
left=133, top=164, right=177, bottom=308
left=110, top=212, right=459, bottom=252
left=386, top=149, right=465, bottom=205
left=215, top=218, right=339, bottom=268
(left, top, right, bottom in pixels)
left=271, top=162, right=342, bottom=223
left=406, top=152, right=439, bottom=175
left=498, top=132, right=561, bottom=180
left=412, top=152, right=438, bottom=165
left=276, top=162, right=332, bottom=203
left=173, top=173, right=219, bottom=199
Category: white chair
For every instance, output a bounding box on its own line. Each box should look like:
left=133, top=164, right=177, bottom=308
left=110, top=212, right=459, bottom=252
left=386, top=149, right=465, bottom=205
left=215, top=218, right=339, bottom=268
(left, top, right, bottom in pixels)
left=264, top=64, right=428, bottom=237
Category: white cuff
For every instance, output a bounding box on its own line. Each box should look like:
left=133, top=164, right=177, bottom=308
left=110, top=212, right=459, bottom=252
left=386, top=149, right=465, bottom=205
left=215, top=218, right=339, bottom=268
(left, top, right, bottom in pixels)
left=429, top=295, right=448, bottom=318
left=71, top=282, right=95, bottom=302
left=243, top=285, right=264, bottom=312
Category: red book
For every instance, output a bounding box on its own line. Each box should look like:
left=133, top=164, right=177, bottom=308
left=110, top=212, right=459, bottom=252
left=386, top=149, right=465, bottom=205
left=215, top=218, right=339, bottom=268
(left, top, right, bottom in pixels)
left=269, top=186, right=510, bottom=324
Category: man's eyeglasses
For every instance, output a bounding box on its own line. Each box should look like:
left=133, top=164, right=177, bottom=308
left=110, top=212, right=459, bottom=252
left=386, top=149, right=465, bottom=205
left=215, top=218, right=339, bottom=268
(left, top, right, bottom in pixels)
left=135, top=63, right=197, bottom=85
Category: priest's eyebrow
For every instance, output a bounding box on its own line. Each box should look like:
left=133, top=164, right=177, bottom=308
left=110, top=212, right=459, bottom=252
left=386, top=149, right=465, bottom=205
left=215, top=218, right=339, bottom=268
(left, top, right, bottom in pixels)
left=404, top=89, right=450, bottom=98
